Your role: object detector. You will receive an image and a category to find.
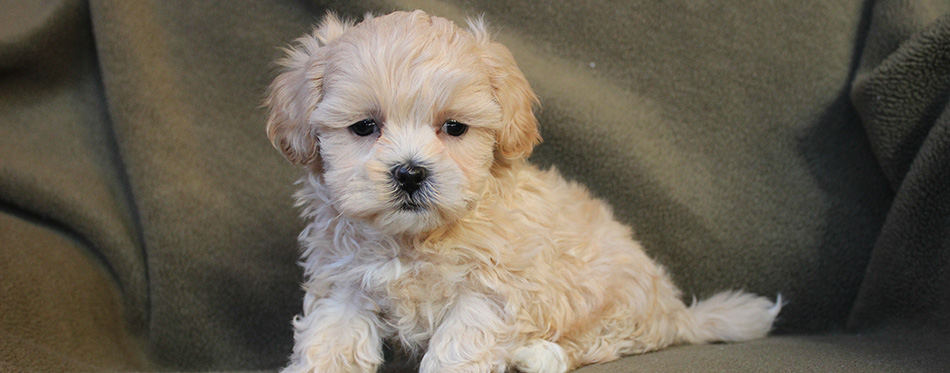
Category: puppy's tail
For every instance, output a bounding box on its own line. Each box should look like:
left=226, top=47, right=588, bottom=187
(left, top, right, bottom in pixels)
left=675, top=291, right=783, bottom=344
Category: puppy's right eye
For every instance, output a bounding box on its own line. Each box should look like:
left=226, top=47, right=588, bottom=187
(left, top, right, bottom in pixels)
left=349, top=119, right=378, bottom=137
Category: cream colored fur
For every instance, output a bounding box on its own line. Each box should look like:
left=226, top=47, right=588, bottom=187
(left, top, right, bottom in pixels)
left=266, top=11, right=781, bottom=373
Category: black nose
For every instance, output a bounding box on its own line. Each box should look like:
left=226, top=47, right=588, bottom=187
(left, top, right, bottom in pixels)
left=393, top=164, right=428, bottom=194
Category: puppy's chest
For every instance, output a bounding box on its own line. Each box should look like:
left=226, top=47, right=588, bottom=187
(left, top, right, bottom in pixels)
left=361, top=256, right=468, bottom=338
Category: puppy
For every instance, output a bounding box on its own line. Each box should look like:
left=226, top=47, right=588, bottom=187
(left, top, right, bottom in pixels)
left=266, top=10, right=781, bottom=373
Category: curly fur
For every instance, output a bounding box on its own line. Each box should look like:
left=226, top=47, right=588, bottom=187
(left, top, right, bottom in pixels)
left=266, top=10, right=781, bottom=373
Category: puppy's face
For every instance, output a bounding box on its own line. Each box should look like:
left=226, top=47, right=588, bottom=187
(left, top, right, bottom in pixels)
left=315, top=24, right=499, bottom=235
left=267, top=11, right=540, bottom=235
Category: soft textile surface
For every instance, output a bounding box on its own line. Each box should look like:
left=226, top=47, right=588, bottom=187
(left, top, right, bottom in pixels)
left=0, top=0, right=947, bottom=371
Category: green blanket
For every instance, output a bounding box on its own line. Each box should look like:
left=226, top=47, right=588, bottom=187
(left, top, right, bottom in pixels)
left=1, top=0, right=948, bottom=371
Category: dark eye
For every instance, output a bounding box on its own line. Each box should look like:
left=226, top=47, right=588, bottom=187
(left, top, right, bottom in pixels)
left=442, top=120, right=468, bottom=137
left=349, top=119, right=378, bottom=137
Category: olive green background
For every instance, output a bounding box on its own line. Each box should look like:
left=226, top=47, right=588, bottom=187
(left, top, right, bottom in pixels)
left=1, top=0, right=948, bottom=371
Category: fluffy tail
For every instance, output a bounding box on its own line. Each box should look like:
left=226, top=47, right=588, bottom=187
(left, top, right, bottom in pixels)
left=677, top=291, right=783, bottom=344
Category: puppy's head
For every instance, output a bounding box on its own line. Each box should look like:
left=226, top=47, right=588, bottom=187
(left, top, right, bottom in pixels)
left=266, top=11, right=540, bottom=234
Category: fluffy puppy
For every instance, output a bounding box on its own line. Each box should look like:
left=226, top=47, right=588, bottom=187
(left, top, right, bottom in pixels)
left=266, top=10, right=781, bottom=373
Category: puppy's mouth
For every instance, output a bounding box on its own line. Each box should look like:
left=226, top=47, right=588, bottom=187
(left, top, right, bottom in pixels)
left=398, top=201, right=426, bottom=211
left=389, top=187, right=432, bottom=212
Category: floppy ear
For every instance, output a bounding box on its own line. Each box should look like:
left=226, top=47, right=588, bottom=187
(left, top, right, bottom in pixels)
left=265, top=12, right=355, bottom=165
left=470, top=19, right=542, bottom=160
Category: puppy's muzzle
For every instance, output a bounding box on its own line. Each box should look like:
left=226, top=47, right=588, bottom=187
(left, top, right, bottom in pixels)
left=392, top=163, right=428, bottom=195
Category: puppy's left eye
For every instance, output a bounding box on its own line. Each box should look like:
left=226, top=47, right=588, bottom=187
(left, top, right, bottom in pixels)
left=442, top=120, right=468, bottom=137
left=349, top=119, right=378, bottom=137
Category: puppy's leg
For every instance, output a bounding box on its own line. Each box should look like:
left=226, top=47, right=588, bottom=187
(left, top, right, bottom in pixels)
left=419, top=293, right=509, bottom=373
left=283, top=287, right=384, bottom=373
left=509, top=339, right=570, bottom=373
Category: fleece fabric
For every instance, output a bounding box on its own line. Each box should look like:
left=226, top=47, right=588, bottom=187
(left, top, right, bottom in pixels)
left=0, top=0, right=947, bottom=371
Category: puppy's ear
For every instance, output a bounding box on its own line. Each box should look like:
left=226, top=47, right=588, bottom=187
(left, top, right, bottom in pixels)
left=469, top=19, right=542, bottom=160
left=265, top=12, right=354, bottom=165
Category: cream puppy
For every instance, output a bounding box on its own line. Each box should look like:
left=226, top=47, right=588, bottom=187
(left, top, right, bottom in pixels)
left=266, top=10, right=781, bottom=373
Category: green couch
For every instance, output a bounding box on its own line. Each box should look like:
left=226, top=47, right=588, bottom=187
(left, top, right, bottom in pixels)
left=2, top=0, right=948, bottom=371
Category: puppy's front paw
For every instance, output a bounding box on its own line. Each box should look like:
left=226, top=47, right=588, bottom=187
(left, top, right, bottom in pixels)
left=281, top=351, right=377, bottom=373
left=509, top=340, right=570, bottom=373
left=283, top=329, right=383, bottom=373
left=419, top=352, right=504, bottom=373
left=285, top=299, right=384, bottom=373
left=281, top=359, right=347, bottom=373
left=282, top=347, right=378, bottom=373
